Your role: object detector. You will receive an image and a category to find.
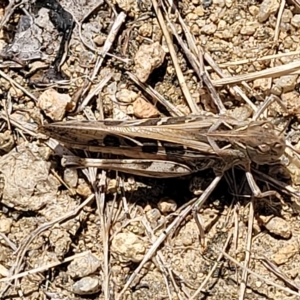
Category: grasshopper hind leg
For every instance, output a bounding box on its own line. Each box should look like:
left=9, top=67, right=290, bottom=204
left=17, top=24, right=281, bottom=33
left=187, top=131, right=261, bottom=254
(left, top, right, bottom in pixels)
left=245, top=170, right=286, bottom=206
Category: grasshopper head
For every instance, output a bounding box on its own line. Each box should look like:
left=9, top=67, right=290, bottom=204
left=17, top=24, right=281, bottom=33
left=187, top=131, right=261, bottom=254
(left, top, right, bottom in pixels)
left=247, top=123, right=286, bottom=165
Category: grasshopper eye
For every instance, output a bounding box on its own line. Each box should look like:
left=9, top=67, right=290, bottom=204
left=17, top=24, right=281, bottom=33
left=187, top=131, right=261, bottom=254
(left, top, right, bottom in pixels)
left=273, top=142, right=285, bottom=155
left=258, top=144, right=270, bottom=153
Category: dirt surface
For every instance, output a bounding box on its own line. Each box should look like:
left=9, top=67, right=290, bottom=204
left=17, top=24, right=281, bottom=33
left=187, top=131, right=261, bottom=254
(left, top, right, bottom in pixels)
left=1, top=0, right=300, bottom=299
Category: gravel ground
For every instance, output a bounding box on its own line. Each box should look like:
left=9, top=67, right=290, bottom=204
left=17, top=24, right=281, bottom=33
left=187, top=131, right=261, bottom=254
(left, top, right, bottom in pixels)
left=1, top=0, right=300, bottom=299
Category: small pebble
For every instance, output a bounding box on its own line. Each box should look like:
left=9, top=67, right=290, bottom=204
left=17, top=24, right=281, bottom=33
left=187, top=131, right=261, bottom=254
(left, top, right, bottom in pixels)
left=111, top=232, right=147, bottom=263
left=68, top=253, right=101, bottom=279
left=138, top=23, right=152, bottom=37
left=38, top=88, right=71, bottom=121
left=158, top=198, right=177, bottom=214
left=281, top=9, right=293, bottom=23
left=274, top=75, right=298, bottom=93
left=248, top=5, right=259, bottom=16
left=202, top=0, right=212, bottom=8
left=225, top=0, right=233, bottom=7
left=264, top=217, right=292, bottom=239
left=76, top=179, right=92, bottom=198
left=271, top=242, right=297, bottom=265
left=63, top=168, right=78, bottom=188
left=93, top=34, right=106, bottom=46
left=116, top=89, right=138, bottom=103
left=133, top=97, right=159, bottom=118
left=134, top=42, right=165, bottom=82
left=0, top=216, right=13, bottom=234
left=240, top=22, right=259, bottom=35
left=194, top=6, right=205, bottom=17
left=9, top=86, right=24, bottom=98
left=291, top=14, right=300, bottom=28
left=253, top=78, right=270, bottom=91
left=201, top=23, right=217, bottom=34
left=257, top=0, right=279, bottom=23
left=73, top=277, right=101, bottom=295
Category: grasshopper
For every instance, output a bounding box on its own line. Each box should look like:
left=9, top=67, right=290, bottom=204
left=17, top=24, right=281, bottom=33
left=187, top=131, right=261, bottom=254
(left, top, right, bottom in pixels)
left=40, top=113, right=286, bottom=210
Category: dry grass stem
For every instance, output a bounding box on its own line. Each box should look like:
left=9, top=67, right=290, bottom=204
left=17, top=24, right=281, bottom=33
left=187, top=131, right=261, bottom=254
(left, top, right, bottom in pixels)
left=238, top=200, right=254, bottom=300
left=0, top=70, right=38, bottom=102
left=219, top=248, right=300, bottom=297
left=212, top=60, right=300, bottom=86
left=204, top=50, right=300, bottom=70
left=151, top=0, right=200, bottom=114
left=0, top=251, right=91, bottom=283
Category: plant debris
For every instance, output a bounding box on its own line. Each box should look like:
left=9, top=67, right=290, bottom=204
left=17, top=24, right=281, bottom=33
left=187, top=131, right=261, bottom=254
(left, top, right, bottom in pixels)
left=1, top=0, right=300, bottom=299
